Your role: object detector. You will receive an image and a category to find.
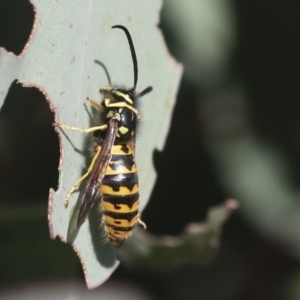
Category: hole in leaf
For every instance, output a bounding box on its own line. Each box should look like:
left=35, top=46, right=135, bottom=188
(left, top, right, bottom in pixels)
left=0, top=80, right=59, bottom=204
left=144, top=80, right=224, bottom=235
left=0, top=0, right=35, bottom=55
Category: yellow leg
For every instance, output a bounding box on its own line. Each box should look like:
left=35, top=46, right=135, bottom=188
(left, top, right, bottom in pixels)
left=106, top=102, right=141, bottom=118
left=54, top=122, right=107, bottom=133
left=64, top=146, right=101, bottom=207
left=138, top=218, right=147, bottom=229
left=86, top=97, right=103, bottom=110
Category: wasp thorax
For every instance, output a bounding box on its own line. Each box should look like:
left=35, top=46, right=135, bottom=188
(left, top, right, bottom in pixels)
left=114, top=108, right=136, bottom=141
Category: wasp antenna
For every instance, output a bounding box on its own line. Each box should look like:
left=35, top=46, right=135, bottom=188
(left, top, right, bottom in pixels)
left=94, top=60, right=112, bottom=86
left=137, top=86, right=153, bottom=98
left=112, top=25, right=138, bottom=91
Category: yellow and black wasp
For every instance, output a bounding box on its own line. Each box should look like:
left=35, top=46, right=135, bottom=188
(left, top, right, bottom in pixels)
left=54, top=25, right=152, bottom=246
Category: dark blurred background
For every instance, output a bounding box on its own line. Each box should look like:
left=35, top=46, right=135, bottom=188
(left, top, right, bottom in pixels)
left=1, top=1, right=300, bottom=299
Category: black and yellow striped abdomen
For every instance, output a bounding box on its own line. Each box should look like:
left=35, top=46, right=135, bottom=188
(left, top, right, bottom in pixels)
left=101, top=143, right=139, bottom=246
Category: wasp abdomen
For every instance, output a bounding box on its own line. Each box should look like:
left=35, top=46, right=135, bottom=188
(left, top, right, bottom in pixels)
left=101, top=144, right=140, bottom=246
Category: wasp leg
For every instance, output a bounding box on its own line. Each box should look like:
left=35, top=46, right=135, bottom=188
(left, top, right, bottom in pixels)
left=64, top=146, right=101, bottom=207
left=105, top=102, right=141, bottom=118
left=138, top=218, right=147, bottom=229
left=54, top=122, right=107, bottom=133
left=86, top=97, right=104, bottom=110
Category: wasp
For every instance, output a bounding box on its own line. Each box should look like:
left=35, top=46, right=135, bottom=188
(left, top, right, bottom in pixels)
left=54, top=25, right=152, bottom=246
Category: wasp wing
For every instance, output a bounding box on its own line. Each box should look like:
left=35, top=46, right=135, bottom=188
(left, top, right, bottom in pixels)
left=77, top=118, right=118, bottom=227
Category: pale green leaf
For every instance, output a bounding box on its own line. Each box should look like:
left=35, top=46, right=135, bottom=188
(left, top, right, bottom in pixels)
left=0, top=0, right=183, bottom=288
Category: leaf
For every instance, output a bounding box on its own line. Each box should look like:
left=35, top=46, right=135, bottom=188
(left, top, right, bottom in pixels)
left=0, top=0, right=182, bottom=288
left=117, top=199, right=239, bottom=271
